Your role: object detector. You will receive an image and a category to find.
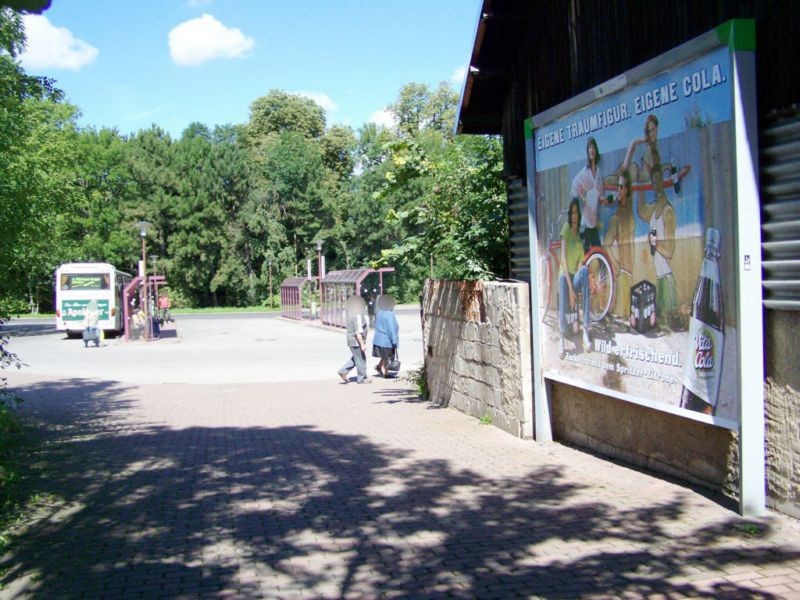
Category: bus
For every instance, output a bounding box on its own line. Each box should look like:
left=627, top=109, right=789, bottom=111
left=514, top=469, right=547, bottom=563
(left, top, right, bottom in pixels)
left=55, top=263, right=132, bottom=336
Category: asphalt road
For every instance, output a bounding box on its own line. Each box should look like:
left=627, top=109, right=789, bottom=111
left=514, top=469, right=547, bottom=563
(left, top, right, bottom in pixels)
left=2, top=310, right=424, bottom=384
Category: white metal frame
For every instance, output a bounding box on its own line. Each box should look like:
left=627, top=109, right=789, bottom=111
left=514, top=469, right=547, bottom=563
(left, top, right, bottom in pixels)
left=525, top=21, right=765, bottom=515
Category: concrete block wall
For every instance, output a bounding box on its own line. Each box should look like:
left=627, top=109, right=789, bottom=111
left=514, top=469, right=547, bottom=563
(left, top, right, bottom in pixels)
left=421, top=279, right=533, bottom=438
left=765, top=310, right=800, bottom=519
left=420, top=281, right=799, bottom=518
left=550, top=382, right=739, bottom=495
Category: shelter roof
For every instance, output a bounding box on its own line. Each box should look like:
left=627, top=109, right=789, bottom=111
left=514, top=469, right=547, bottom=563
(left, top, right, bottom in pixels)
left=280, top=277, right=309, bottom=288
left=323, top=269, right=374, bottom=284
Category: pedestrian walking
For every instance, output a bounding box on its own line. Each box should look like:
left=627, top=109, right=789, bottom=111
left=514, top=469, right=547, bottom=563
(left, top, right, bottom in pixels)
left=338, top=295, right=371, bottom=384
left=372, top=294, right=399, bottom=378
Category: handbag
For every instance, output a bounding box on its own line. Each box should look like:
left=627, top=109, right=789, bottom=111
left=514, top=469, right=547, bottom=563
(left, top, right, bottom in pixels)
left=387, top=350, right=401, bottom=372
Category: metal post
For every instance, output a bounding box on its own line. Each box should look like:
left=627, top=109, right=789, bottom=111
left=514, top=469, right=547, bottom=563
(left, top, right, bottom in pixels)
left=141, top=236, right=148, bottom=340
left=137, top=221, right=150, bottom=340
left=316, top=240, right=323, bottom=319
left=268, top=259, right=273, bottom=309
left=150, top=255, right=159, bottom=308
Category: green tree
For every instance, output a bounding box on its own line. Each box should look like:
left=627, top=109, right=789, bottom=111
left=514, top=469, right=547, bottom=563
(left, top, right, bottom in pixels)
left=69, top=127, right=139, bottom=274
left=168, top=129, right=229, bottom=306
left=256, top=131, right=330, bottom=268
left=354, top=122, right=396, bottom=171
left=204, top=125, right=258, bottom=305
left=126, top=126, right=179, bottom=263
left=0, top=7, right=63, bottom=312
left=389, top=82, right=429, bottom=138
left=423, top=81, right=460, bottom=138
left=247, top=90, right=326, bottom=142
left=380, top=134, right=508, bottom=284
left=12, top=100, right=90, bottom=309
left=320, top=124, right=356, bottom=180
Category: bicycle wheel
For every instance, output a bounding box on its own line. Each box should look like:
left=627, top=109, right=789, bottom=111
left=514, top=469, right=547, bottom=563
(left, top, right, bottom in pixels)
left=584, top=250, right=613, bottom=322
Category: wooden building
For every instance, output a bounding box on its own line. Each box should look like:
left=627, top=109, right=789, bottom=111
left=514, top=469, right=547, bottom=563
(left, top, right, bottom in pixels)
left=456, top=0, right=800, bottom=517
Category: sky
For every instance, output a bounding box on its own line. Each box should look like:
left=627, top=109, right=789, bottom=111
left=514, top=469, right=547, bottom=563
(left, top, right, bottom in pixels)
left=18, top=0, right=481, bottom=138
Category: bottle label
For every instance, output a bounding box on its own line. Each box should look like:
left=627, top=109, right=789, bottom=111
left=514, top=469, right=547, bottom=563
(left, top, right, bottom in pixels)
left=682, top=316, right=723, bottom=407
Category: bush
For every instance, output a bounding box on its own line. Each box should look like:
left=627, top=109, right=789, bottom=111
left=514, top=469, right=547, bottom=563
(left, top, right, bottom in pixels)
left=405, top=365, right=428, bottom=400
left=0, top=393, right=25, bottom=525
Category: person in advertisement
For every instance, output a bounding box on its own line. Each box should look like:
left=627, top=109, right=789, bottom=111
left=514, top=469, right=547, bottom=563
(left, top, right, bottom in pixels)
left=603, top=168, right=635, bottom=324
left=624, top=114, right=678, bottom=325
left=570, top=137, right=606, bottom=252
left=558, top=198, right=592, bottom=354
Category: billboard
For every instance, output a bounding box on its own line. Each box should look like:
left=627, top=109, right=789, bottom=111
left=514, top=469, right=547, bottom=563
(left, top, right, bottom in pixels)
left=525, top=23, right=758, bottom=431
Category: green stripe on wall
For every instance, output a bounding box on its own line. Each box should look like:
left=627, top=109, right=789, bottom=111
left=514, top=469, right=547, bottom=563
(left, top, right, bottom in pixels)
left=524, top=119, right=533, bottom=140
left=716, top=19, right=756, bottom=51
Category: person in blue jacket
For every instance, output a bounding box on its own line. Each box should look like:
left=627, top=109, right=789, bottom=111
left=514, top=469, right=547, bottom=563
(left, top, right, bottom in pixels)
left=372, top=294, right=399, bottom=378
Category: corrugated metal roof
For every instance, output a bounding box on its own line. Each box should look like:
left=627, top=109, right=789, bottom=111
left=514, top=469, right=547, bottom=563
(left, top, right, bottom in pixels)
left=322, top=269, right=373, bottom=284
left=280, top=277, right=309, bottom=288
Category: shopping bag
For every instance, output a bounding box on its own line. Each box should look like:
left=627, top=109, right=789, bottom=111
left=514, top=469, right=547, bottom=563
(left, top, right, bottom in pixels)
left=387, top=351, right=401, bottom=372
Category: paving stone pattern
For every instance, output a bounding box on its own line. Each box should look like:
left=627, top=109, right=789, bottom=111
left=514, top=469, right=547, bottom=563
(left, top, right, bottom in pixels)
left=2, top=372, right=799, bottom=599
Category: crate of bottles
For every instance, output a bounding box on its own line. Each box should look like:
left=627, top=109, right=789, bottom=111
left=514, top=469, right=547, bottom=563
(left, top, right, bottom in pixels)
left=630, top=279, right=656, bottom=333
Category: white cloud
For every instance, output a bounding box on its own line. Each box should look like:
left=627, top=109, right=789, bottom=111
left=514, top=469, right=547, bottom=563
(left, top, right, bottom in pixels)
left=169, top=14, right=253, bottom=67
left=293, top=91, right=338, bottom=113
left=19, top=15, right=98, bottom=71
left=451, top=65, right=468, bottom=86
left=368, top=109, right=398, bottom=129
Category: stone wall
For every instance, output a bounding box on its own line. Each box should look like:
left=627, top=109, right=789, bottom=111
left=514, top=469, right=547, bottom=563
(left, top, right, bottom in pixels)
left=420, top=280, right=799, bottom=518
left=421, top=279, right=533, bottom=439
left=550, top=382, right=738, bottom=494
left=764, top=310, right=800, bottom=519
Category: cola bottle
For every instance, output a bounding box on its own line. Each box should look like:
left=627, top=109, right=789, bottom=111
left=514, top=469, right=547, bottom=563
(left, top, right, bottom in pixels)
left=670, top=158, right=681, bottom=194
left=680, top=228, right=723, bottom=415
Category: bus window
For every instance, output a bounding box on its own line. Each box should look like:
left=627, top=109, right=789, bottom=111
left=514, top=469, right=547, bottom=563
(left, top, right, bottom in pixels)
left=61, top=274, right=111, bottom=290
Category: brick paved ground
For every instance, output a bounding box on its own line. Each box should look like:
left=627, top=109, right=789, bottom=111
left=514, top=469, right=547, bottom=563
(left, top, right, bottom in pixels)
left=2, top=371, right=799, bottom=599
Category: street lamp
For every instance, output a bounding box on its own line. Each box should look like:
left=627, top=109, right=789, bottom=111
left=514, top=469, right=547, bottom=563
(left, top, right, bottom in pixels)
left=149, top=254, right=159, bottom=279
left=137, top=220, right=150, bottom=340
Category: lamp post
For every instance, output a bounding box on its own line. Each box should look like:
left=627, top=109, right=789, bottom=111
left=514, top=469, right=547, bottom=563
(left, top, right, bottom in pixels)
left=149, top=254, right=158, bottom=273
left=314, top=240, right=323, bottom=319
left=149, top=254, right=159, bottom=315
left=268, top=258, right=273, bottom=309
left=137, top=220, right=150, bottom=340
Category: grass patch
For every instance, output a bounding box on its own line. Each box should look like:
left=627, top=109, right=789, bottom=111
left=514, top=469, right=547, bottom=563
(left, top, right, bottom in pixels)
left=11, top=306, right=284, bottom=319
left=0, top=399, right=59, bottom=561
left=405, top=365, right=428, bottom=400
left=737, top=523, right=763, bottom=537
left=479, top=414, right=493, bottom=425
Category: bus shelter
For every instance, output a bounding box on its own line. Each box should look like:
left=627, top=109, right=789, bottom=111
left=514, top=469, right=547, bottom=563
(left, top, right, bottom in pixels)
left=280, top=276, right=309, bottom=320
left=321, top=267, right=394, bottom=328
left=122, top=274, right=166, bottom=341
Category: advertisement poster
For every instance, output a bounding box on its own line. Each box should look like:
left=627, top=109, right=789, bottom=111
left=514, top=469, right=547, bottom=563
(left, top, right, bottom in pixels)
left=61, top=299, right=111, bottom=321
left=528, top=42, right=740, bottom=429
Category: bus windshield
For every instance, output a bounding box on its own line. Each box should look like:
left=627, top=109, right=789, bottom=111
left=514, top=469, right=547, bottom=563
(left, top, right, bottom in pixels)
left=60, top=274, right=111, bottom=291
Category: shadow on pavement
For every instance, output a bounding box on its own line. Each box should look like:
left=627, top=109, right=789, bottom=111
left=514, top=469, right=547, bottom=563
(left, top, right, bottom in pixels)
left=0, top=323, right=58, bottom=338
left=1, top=378, right=797, bottom=598
left=371, top=381, right=430, bottom=405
